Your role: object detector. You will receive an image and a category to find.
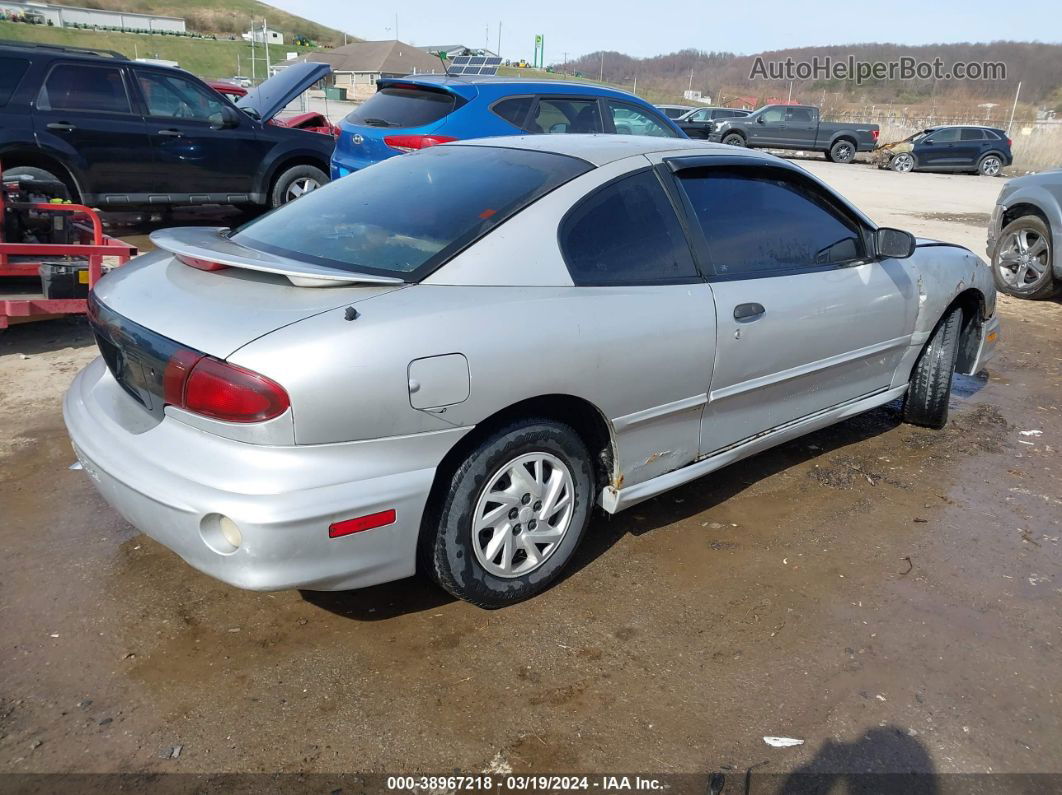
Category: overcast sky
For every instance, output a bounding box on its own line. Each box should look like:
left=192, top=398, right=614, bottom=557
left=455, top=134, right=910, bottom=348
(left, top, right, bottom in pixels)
left=267, top=0, right=1061, bottom=59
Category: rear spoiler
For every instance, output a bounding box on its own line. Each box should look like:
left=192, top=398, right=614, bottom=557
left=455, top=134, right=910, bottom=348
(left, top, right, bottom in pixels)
left=149, top=227, right=405, bottom=288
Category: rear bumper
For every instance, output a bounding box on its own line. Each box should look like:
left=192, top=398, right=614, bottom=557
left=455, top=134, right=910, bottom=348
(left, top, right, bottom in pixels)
left=64, top=357, right=466, bottom=591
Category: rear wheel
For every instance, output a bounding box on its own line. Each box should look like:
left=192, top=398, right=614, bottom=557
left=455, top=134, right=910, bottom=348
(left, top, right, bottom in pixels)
left=721, top=133, right=746, bottom=148
left=992, top=215, right=1056, bottom=299
left=422, top=419, right=594, bottom=608
left=829, top=139, right=856, bottom=164
left=977, top=154, right=1003, bottom=176
left=2, top=166, right=74, bottom=201
left=270, top=164, right=327, bottom=208
left=903, top=306, right=963, bottom=429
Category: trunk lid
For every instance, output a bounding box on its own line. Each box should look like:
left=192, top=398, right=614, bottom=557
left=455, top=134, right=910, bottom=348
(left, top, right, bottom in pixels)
left=91, top=248, right=402, bottom=361
left=237, top=62, right=332, bottom=122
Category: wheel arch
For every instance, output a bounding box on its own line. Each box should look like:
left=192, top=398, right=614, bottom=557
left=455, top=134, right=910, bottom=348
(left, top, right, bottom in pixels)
left=949, top=288, right=988, bottom=374
left=0, top=148, right=83, bottom=202
left=421, top=394, right=617, bottom=542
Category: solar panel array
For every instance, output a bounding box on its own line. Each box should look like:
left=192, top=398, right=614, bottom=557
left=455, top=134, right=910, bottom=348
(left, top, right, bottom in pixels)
left=447, top=55, right=503, bottom=76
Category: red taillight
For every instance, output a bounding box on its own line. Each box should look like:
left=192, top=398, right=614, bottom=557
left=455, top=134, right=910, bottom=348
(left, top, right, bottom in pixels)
left=871, top=129, right=879, bottom=142
left=383, top=134, right=458, bottom=153
left=329, top=509, right=397, bottom=538
left=1007, top=138, right=1013, bottom=148
left=163, top=348, right=204, bottom=406
left=176, top=253, right=229, bottom=272
left=181, top=357, right=290, bottom=423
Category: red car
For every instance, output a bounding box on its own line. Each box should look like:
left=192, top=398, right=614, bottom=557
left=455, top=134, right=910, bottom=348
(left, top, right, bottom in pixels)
left=208, top=80, right=338, bottom=137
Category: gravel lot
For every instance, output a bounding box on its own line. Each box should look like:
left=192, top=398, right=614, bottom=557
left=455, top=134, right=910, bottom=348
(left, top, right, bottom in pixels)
left=1, top=159, right=1060, bottom=784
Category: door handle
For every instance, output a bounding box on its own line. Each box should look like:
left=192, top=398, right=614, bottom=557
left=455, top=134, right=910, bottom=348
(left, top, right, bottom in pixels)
left=47, top=122, right=76, bottom=132
left=734, top=302, right=766, bottom=321
left=157, top=129, right=183, bottom=137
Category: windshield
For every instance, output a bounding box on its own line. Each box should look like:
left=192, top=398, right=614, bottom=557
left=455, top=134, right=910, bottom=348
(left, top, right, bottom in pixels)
left=233, top=145, right=591, bottom=280
left=345, top=87, right=457, bottom=129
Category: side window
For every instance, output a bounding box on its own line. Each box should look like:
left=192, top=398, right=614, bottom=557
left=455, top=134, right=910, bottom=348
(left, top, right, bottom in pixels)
left=760, top=107, right=785, bottom=123
left=136, top=71, right=229, bottom=124
left=38, top=64, right=130, bottom=113
left=691, top=109, right=711, bottom=122
left=493, top=96, right=533, bottom=129
left=926, top=128, right=960, bottom=143
left=678, top=167, right=865, bottom=277
left=606, top=101, right=675, bottom=137
left=786, top=107, right=813, bottom=123
left=960, top=128, right=985, bottom=141
left=0, top=57, right=30, bottom=107
left=528, top=98, right=602, bottom=134
left=560, top=170, right=697, bottom=286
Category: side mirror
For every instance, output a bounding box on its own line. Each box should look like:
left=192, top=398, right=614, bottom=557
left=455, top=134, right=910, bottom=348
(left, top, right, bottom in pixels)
left=212, top=105, right=242, bottom=130
left=876, top=227, right=916, bottom=259
left=756, top=116, right=766, bottom=124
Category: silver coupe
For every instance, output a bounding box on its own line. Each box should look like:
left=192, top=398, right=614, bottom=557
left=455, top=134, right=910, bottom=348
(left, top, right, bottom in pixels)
left=65, top=135, right=1000, bottom=607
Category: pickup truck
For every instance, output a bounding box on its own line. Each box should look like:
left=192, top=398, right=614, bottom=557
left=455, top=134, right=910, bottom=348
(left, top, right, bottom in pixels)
left=708, top=104, right=879, bottom=163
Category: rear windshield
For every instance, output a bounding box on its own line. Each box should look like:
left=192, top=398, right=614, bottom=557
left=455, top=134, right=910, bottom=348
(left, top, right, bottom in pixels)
left=233, top=145, right=592, bottom=280
left=344, top=87, right=457, bottom=128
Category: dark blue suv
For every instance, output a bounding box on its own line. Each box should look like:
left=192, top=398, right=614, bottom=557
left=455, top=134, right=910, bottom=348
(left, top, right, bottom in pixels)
left=331, top=76, right=685, bottom=177
left=878, top=125, right=1013, bottom=176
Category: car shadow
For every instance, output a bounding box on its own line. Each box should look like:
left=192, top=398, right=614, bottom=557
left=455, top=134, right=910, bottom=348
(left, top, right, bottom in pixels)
left=563, top=400, right=906, bottom=583
left=301, top=576, right=456, bottom=620
left=0, top=314, right=95, bottom=355
left=771, top=726, right=939, bottom=794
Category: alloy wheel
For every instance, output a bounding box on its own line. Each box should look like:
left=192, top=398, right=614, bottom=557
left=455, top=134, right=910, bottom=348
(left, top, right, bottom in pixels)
left=997, top=227, right=1050, bottom=290
left=471, top=452, right=575, bottom=578
left=285, top=177, right=320, bottom=202
left=980, top=156, right=1002, bottom=176
left=892, top=153, right=914, bottom=172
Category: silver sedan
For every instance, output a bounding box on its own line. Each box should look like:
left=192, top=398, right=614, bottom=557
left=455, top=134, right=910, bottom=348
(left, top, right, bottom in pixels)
left=65, top=135, right=1000, bottom=607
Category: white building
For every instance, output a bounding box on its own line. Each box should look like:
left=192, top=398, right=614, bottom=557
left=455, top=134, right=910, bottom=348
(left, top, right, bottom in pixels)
left=242, top=28, right=284, bottom=46
left=0, top=0, right=185, bottom=32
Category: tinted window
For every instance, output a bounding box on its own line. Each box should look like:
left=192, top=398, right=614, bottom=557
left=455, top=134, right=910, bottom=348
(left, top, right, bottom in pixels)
left=787, top=107, right=813, bottom=122
left=606, top=101, right=674, bottom=137
left=39, top=64, right=130, bottom=113
left=679, top=168, right=864, bottom=276
left=760, top=107, right=785, bottom=123
left=926, top=128, right=960, bottom=143
left=345, top=87, right=456, bottom=128
left=529, top=98, right=602, bottom=134
left=234, top=146, right=590, bottom=279
left=493, top=96, right=533, bottom=128
left=560, top=170, right=697, bottom=286
left=960, top=128, right=985, bottom=141
left=0, top=57, right=29, bottom=106
left=137, top=72, right=228, bottom=123
left=661, top=107, right=688, bottom=119
left=713, top=110, right=744, bottom=119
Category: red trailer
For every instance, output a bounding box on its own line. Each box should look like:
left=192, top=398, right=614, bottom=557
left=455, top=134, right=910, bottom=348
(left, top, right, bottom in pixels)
left=0, top=164, right=138, bottom=329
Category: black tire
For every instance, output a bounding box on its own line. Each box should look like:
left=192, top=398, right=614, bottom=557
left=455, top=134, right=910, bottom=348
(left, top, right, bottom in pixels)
left=3, top=166, right=74, bottom=201
left=977, top=153, right=1004, bottom=177
left=721, top=133, right=746, bottom=148
left=991, top=215, right=1057, bottom=299
left=269, top=164, right=327, bottom=208
left=829, top=139, right=857, bottom=164
left=902, top=306, right=963, bottom=429
left=422, top=418, right=595, bottom=608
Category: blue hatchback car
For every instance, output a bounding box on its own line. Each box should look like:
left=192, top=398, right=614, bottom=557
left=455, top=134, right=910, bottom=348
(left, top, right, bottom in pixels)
left=331, top=76, right=686, bottom=177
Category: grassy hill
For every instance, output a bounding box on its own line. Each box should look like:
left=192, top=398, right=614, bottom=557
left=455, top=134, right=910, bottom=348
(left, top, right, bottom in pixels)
left=48, top=0, right=354, bottom=46
left=0, top=20, right=317, bottom=77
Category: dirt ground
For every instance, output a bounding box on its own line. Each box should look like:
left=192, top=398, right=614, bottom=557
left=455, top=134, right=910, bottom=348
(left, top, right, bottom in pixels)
left=1, top=160, right=1060, bottom=784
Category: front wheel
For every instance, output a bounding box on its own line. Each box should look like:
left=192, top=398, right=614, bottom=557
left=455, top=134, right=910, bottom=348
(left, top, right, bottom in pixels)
left=890, top=152, right=915, bottom=173
left=903, top=306, right=963, bottom=429
left=829, top=139, right=856, bottom=164
left=992, top=215, right=1056, bottom=299
left=422, top=419, right=594, bottom=608
left=270, top=164, right=327, bottom=208
left=721, top=133, right=746, bottom=148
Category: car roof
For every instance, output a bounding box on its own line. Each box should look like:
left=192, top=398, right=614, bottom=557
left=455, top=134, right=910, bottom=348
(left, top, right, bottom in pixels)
left=388, top=73, right=643, bottom=99
left=0, top=39, right=128, bottom=60
left=451, top=134, right=780, bottom=167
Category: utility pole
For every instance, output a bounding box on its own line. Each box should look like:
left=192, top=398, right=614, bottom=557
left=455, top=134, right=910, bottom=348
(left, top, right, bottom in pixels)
left=250, top=20, right=256, bottom=81
left=787, top=80, right=793, bottom=103
left=599, top=52, right=604, bottom=82
left=632, top=75, right=637, bottom=95
left=1007, top=80, right=1022, bottom=133
left=497, top=21, right=501, bottom=57
left=395, top=13, right=399, bottom=41
left=563, top=52, right=568, bottom=74
left=263, top=18, right=271, bottom=75
left=485, top=23, right=489, bottom=50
